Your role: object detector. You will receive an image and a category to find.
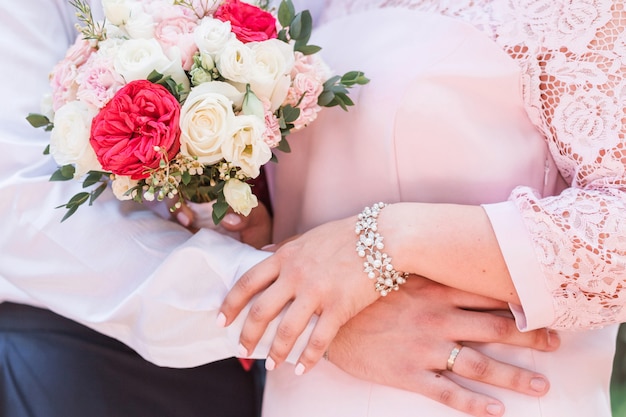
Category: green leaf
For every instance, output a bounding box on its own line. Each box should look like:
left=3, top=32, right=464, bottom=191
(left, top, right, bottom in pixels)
left=26, top=113, right=51, bottom=128
left=277, top=28, right=289, bottom=43
left=60, top=205, right=80, bottom=222
left=50, top=165, right=75, bottom=181
left=67, top=192, right=90, bottom=207
left=291, top=10, right=312, bottom=43
left=212, top=200, right=229, bottom=225
left=43, top=145, right=50, bottom=155
left=277, top=137, right=291, bottom=153
left=294, top=43, right=321, bottom=55
left=281, top=105, right=300, bottom=124
left=317, top=90, right=335, bottom=107
left=341, top=71, right=370, bottom=86
left=83, top=171, right=105, bottom=188
left=289, top=12, right=303, bottom=39
left=147, top=70, right=164, bottom=83
left=90, top=183, right=108, bottom=204
left=182, top=170, right=191, bottom=185
left=277, top=0, right=295, bottom=28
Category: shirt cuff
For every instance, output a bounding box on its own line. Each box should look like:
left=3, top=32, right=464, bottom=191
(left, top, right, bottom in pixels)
left=482, top=201, right=556, bottom=330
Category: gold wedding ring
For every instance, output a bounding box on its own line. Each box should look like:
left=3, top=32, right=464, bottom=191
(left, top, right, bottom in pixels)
left=446, top=343, right=463, bottom=372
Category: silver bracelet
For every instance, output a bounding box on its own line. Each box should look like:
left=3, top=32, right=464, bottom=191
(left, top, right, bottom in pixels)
left=355, top=202, right=409, bottom=296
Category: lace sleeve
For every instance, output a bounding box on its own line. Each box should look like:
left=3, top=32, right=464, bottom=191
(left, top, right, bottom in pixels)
left=501, top=1, right=626, bottom=329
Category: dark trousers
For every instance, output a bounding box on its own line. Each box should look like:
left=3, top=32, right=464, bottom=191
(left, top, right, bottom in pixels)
left=0, top=303, right=263, bottom=417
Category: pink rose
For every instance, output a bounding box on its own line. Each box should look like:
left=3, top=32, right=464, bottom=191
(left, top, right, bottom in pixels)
left=214, top=0, right=277, bottom=43
left=90, top=80, right=181, bottom=180
left=154, top=15, right=199, bottom=71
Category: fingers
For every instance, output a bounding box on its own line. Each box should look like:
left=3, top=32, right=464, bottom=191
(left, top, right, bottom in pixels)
left=452, top=310, right=560, bottom=352
left=238, top=283, right=300, bottom=361
left=220, top=255, right=281, bottom=327
left=447, top=344, right=550, bottom=397
left=402, top=371, right=506, bottom=417
left=263, top=299, right=319, bottom=371
left=291, top=313, right=341, bottom=375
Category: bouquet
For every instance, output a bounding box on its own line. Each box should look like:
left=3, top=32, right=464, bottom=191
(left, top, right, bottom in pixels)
left=28, top=0, right=368, bottom=223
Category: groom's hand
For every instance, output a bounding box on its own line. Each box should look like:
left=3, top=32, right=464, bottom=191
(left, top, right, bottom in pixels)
left=326, top=277, right=558, bottom=417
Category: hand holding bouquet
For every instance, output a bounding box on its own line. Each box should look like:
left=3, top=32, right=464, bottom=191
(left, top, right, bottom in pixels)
left=28, top=0, right=368, bottom=223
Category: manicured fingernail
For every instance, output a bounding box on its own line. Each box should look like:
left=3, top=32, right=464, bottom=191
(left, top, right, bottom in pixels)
left=486, top=403, right=503, bottom=416
left=530, top=377, right=547, bottom=392
left=265, top=357, right=276, bottom=371
left=176, top=212, right=190, bottom=227
left=261, top=244, right=276, bottom=251
left=222, top=213, right=242, bottom=227
left=294, top=363, right=305, bottom=376
left=238, top=343, right=248, bottom=357
left=215, top=312, right=226, bottom=327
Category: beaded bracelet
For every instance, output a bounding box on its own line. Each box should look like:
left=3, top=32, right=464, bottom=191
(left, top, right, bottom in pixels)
left=355, top=202, right=409, bottom=296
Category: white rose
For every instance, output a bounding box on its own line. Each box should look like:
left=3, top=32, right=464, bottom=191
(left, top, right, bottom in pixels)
left=114, top=38, right=190, bottom=94
left=49, top=101, right=102, bottom=177
left=216, top=38, right=255, bottom=84
left=111, top=175, right=139, bottom=200
left=102, top=0, right=135, bottom=26
left=222, top=114, right=271, bottom=178
left=179, top=81, right=243, bottom=164
left=194, top=18, right=234, bottom=56
left=248, top=39, right=294, bottom=111
left=223, top=178, right=258, bottom=216
left=124, top=4, right=156, bottom=39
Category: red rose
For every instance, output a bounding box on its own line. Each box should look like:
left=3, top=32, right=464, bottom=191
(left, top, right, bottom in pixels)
left=214, top=0, right=277, bottom=43
left=90, top=80, right=180, bottom=180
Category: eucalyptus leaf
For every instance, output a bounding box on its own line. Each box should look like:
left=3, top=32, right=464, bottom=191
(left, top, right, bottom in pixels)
left=90, top=183, right=108, bottom=204
left=67, top=192, right=90, bottom=207
left=212, top=200, right=229, bottom=225
left=281, top=105, right=300, bottom=123
left=83, top=171, right=105, bottom=188
left=43, top=145, right=50, bottom=155
left=277, top=0, right=295, bottom=28
left=317, top=90, right=335, bottom=107
left=277, top=138, right=291, bottom=153
left=295, top=43, right=321, bottom=55
left=147, top=70, right=164, bottom=83
left=289, top=12, right=303, bottom=39
left=60, top=205, right=80, bottom=222
left=26, top=113, right=51, bottom=128
left=50, top=165, right=75, bottom=181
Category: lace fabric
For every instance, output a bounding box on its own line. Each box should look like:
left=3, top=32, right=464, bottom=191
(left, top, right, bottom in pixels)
left=320, top=0, right=626, bottom=329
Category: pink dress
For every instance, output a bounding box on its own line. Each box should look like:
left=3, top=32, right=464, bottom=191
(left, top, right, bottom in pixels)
left=265, top=4, right=619, bottom=417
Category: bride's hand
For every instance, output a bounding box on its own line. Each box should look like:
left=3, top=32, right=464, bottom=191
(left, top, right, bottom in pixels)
left=219, top=215, right=391, bottom=368
left=327, top=277, right=558, bottom=417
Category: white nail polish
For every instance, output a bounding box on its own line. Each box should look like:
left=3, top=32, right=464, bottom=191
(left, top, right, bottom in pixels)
left=294, top=363, right=305, bottom=376
left=222, top=213, right=242, bottom=227
left=215, top=312, right=226, bottom=327
left=265, top=357, right=276, bottom=371
left=238, top=343, right=248, bottom=357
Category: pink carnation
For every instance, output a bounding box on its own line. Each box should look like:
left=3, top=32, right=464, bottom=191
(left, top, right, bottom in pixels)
left=262, top=99, right=282, bottom=148
left=286, top=74, right=324, bottom=131
left=76, top=54, right=125, bottom=109
left=50, top=37, right=97, bottom=111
